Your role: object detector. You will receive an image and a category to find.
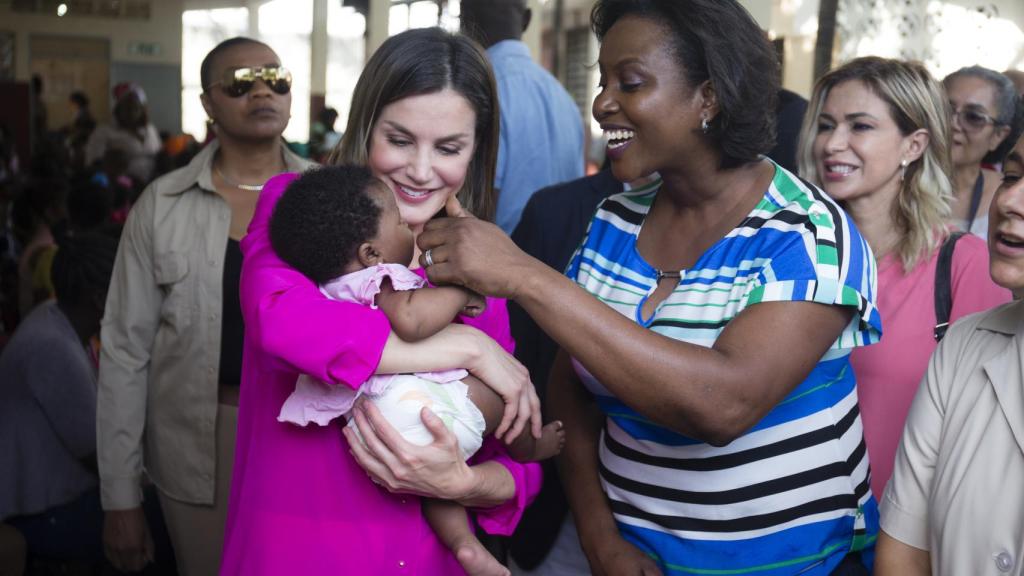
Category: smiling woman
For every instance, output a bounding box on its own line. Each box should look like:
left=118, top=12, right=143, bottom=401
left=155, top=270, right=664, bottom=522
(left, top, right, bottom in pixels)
left=221, top=27, right=540, bottom=576
left=413, top=1, right=889, bottom=574
left=798, top=56, right=1010, bottom=509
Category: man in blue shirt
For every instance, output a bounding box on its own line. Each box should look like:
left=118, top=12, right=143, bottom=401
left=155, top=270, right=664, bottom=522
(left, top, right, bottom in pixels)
left=461, top=0, right=585, bottom=234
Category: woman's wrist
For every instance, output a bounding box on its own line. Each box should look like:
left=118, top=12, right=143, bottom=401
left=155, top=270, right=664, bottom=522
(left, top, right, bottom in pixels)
left=577, top=514, right=626, bottom=566
left=453, top=461, right=515, bottom=508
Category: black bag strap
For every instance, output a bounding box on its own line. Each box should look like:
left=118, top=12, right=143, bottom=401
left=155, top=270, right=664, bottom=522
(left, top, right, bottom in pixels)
left=965, top=172, right=984, bottom=232
left=934, top=231, right=966, bottom=341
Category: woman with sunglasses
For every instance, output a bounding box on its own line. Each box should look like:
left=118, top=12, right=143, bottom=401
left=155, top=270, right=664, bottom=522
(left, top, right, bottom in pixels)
left=797, top=56, right=1011, bottom=506
left=943, top=66, right=1021, bottom=238
left=220, top=28, right=540, bottom=575
left=96, top=37, right=311, bottom=576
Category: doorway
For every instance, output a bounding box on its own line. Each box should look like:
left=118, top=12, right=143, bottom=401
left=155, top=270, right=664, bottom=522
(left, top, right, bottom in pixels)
left=29, top=35, right=110, bottom=132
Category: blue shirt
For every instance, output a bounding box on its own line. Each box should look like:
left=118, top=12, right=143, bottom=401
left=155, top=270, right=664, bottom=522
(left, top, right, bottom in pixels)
left=488, top=40, right=584, bottom=233
left=567, top=165, right=882, bottom=575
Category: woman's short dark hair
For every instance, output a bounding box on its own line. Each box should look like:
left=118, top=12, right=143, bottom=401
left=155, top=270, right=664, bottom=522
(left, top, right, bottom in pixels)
left=51, top=231, right=119, bottom=309
left=591, top=0, right=780, bottom=169
left=269, top=166, right=383, bottom=285
left=200, top=37, right=270, bottom=92
left=328, top=27, right=499, bottom=221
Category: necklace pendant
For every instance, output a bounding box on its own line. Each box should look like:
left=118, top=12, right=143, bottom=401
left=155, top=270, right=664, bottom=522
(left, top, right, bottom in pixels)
left=216, top=165, right=264, bottom=191
left=656, top=269, right=681, bottom=281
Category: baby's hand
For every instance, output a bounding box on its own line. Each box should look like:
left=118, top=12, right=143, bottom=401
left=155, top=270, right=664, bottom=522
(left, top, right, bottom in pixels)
left=461, top=290, right=487, bottom=318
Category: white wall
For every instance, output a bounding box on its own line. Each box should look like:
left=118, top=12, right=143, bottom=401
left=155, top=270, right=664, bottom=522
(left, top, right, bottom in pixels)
left=837, top=0, right=1024, bottom=77
left=2, top=0, right=184, bottom=82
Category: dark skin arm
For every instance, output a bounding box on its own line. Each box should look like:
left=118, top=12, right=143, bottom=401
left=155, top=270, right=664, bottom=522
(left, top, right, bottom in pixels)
left=418, top=217, right=854, bottom=446
left=374, top=279, right=485, bottom=342
left=548, top=350, right=663, bottom=575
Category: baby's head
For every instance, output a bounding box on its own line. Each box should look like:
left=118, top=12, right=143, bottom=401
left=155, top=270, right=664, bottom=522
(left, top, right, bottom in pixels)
left=270, top=165, right=414, bottom=284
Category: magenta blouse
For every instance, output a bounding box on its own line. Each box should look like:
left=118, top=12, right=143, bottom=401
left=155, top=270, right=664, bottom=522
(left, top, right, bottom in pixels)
left=220, top=173, right=542, bottom=575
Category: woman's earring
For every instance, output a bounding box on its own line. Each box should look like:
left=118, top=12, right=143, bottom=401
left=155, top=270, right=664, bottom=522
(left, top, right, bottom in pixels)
left=701, top=116, right=711, bottom=134
left=899, top=159, right=908, bottom=182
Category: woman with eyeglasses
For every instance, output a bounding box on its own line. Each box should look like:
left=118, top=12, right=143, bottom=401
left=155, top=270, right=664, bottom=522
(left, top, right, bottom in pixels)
left=96, top=37, right=312, bottom=576
left=798, top=57, right=1011, bottom=504
left=943, top=66, right=1021, bottom=238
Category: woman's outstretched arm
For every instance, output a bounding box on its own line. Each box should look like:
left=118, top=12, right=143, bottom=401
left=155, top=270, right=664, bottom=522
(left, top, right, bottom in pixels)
left=418, top=216, right=855, bottom=446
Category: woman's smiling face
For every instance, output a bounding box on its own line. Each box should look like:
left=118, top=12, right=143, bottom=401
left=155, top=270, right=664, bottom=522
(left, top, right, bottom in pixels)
left=812, top=80, right=919, bottom=207
left=367, top=89, right=477, bottom=234
left=592, top=15, right=703, bottom=183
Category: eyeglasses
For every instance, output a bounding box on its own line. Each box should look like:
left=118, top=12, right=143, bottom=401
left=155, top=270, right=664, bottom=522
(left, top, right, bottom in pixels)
left=950, top=105, right=1002, bottom=132
left=208, top=66, right=292, bottom=98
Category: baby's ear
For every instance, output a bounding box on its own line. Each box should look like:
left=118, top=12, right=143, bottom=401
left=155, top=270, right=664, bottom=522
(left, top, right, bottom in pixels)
left=356, top=242, right=381, bottom=267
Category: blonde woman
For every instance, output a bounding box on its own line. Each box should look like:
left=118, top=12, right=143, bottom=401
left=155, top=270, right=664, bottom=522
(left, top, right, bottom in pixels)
left=798, top=57, right=1011, bottom=500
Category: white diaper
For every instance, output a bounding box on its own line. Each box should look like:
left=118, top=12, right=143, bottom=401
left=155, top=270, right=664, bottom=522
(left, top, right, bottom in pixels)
left=345, top=373, right=486, bottom=461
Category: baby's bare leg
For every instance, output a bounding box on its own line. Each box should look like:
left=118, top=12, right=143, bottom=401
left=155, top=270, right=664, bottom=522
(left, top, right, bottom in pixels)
left=422, top=499, right=510, bottom=576
left=463, top=375, right=565, bottom=462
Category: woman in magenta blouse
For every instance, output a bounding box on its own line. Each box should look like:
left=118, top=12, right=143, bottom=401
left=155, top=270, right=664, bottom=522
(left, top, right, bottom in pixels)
left=220, top=29, right=542, bottom=575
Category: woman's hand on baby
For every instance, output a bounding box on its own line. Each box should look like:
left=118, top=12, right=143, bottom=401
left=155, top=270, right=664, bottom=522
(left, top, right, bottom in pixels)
left=344, top=398, right=475, bottom=500
left=418, top=215, right=539, bottom=301
left=464, top=329, right=542, bottom=443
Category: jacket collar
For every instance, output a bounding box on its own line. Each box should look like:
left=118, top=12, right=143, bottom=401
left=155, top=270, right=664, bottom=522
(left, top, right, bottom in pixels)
left=160, top=139, right=312, bottom=196
left=980, top=300, right=1024, bottom=456
left=978, top=299, right=1024, bottom=336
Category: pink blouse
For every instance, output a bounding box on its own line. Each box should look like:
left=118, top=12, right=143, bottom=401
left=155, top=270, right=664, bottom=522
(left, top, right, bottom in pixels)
left=220, top=173, right=541, bottom=575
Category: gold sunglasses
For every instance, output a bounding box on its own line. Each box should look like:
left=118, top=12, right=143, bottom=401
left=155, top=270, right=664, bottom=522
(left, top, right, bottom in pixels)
left=209, top=66, right=292, bottom=98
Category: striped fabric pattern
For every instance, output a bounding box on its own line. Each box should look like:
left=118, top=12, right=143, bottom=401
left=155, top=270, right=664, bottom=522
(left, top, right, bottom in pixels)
left=566, top=164, right=882, bottom=575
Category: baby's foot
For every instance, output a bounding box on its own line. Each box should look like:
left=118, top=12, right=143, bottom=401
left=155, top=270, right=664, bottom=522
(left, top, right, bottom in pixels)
left=531, top=420, right=566, bottom=461
left=453, top=535, right=510, bottom=576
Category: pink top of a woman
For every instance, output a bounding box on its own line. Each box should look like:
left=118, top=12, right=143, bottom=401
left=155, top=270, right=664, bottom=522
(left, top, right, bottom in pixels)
left=220, top=173, right=541, bottom=575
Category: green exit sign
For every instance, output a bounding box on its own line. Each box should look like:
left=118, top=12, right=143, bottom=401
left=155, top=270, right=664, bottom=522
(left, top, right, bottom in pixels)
left=127, top=41, right=161, bottom=57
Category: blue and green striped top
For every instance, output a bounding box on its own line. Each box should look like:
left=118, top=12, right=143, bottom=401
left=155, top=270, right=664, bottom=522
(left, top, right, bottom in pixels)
left=566, top=163, right=882, bottom=575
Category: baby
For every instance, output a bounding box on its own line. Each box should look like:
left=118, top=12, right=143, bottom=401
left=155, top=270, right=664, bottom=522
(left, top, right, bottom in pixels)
left=269, top=165, right=564, bottom=576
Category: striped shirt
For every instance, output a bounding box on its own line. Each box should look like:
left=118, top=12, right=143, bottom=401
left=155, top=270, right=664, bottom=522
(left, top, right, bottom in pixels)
left=566, top=164, right=883, bottom=575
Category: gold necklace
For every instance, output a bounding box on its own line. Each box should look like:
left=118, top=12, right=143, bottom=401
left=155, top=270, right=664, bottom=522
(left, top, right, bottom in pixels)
left=215, top=164, right=264, bottom=191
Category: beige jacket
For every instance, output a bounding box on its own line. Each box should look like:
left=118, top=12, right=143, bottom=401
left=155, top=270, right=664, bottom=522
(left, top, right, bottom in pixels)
left=97, top=141, right=312, bottom=509
left=881, top=299, right=1024, bottom=575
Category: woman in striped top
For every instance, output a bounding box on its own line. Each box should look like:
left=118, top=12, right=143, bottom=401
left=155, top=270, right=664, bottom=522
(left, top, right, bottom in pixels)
left=418, top=1, right=882, bottom=573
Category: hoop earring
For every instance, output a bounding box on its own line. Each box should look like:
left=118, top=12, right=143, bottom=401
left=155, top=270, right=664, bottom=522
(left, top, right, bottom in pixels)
left=701, top=117, right=711, bottom=134
left=899, top=159, right=908, bottom=182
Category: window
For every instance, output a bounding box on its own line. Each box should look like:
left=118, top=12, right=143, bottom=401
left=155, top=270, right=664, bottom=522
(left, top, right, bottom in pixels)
left=181, top=8, right=248, bottom=141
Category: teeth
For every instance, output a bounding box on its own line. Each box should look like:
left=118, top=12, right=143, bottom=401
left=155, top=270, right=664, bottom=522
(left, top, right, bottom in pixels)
left=604, top=128, right=635, bottom=143
left=827, top=164, right=855, bottom=175
left=1000, top=233, right=1024, bottom=247
left=400, top=185, right=429, bottom=198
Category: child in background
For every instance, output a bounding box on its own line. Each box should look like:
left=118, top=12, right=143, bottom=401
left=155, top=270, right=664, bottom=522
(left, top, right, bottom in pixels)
left=269, top=165, right=564, bottom=576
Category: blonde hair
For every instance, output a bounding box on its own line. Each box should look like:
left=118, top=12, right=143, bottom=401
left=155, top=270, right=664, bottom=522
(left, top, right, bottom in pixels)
left=327, top=28, right=499, bottom=221
left=798, top=56, right=953, bottom=271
